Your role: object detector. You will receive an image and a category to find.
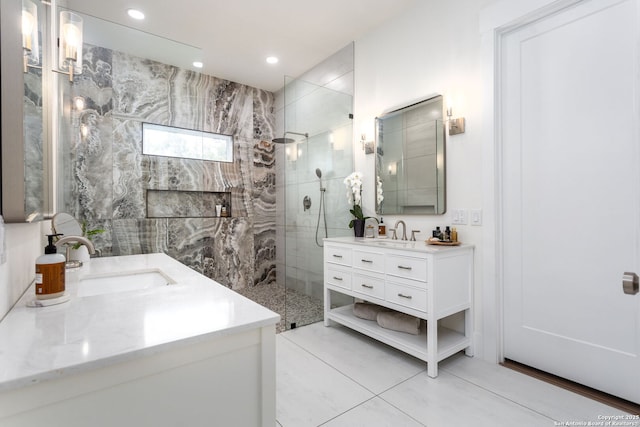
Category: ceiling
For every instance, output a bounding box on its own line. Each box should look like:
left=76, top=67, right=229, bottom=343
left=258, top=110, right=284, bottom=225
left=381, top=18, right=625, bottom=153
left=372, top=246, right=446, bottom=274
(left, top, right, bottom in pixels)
left=63, top=0, right=417, bottom=92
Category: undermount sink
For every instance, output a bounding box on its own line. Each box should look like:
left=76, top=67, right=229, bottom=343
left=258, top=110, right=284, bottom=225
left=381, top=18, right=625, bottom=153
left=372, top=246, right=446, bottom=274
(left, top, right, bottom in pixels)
left=357, top=239, right=411, bottom=247
left=77, top=269, right=176, bottom=297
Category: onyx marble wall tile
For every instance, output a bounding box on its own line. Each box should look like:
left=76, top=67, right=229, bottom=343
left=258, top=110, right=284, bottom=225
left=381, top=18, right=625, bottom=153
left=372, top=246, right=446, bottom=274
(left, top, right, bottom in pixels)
left=112, top=51, right=173, bottom=123
left=24, top=68, right=43, bottom=216
left=202, top=218, right=254, bottom=290
left=111, top=219, right=168, bottom=255
left=73, top=111, right=114, bottom=221
left=75, top=45, right=113, bottom=115
left=252, top=140, right=276, bottom=216
left=203, top=79, right=254, bottom=140
left=112, top=118, right=145, bottom=219
left=166, top=218, right=208, bottom=273
left=253, top=88, right=275, bottom=140
left=145, top=155, right=205, bottom=191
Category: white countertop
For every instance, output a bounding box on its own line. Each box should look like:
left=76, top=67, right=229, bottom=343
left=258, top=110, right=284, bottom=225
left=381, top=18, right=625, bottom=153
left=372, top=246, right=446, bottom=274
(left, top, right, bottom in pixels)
left=0, top=253, right=280, bottom=392
left=324, top=236, right=474, bottom=254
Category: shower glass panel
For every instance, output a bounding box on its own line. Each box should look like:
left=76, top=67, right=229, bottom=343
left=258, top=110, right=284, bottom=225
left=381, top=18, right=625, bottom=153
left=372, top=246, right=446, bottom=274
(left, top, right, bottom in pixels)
left=279, top=74, right=354, bottom=330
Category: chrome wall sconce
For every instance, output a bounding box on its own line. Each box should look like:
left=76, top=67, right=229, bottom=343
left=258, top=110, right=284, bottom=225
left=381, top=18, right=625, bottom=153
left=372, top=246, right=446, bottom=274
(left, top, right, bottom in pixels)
left=446, top=107, right=466, bottom=135
left=22, top=0, right=40, bottom=72
left=58, top=10, right=83, bottom=82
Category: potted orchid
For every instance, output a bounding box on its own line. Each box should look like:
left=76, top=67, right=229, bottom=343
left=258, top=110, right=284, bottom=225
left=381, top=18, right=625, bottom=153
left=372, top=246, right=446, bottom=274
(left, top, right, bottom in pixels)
left=344, top=171, right=376, bottom=237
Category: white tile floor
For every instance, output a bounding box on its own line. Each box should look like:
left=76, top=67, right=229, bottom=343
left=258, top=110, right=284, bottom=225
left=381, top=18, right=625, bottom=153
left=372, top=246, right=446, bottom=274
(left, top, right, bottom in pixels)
left=276, top=322, right=632, bottom=427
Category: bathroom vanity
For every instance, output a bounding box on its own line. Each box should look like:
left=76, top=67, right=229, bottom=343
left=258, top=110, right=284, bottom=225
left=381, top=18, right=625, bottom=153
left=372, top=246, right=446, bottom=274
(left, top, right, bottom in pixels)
left=0, top=253, right=279, bottom=426
left=323, top=237, right=473, bottom=377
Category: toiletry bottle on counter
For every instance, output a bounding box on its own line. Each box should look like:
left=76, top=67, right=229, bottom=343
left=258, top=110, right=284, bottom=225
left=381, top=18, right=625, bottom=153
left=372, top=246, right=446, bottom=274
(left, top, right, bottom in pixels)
left=433, top=226, right=441, bottom=239
left=378, top=217, right=386, bottom=237
left=35, top=234, right=66, bottom=300
left=444, top=226, right=451, bottom=241
left=451, top=227, right=458, bottom=242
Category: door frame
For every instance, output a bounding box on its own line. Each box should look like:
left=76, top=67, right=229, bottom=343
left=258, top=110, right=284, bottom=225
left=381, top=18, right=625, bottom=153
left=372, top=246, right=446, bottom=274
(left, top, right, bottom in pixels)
left=479, top=0, right=586, bottom=364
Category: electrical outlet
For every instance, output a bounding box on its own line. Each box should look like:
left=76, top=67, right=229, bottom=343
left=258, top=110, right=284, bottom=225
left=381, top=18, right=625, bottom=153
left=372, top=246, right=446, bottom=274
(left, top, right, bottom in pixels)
left=471, top=209, right=482, bottom=226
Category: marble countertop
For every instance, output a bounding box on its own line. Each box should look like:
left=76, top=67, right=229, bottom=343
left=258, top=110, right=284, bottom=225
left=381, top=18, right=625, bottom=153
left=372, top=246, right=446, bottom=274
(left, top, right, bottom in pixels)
left=0, top=253, right=280, bottom=392
left=324, top=236, right=474, bottom=254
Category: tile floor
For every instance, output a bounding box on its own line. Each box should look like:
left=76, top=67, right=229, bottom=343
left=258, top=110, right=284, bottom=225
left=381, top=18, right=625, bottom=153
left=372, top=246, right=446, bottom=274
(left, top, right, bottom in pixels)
left=276, top=322, right=634, bottom=427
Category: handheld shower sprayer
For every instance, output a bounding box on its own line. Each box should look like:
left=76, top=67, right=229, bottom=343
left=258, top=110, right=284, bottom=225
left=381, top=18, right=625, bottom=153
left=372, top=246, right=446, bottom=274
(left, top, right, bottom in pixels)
left=315, top=168, right=325, bottom=191
left=315, top=167, right=328, bottom=247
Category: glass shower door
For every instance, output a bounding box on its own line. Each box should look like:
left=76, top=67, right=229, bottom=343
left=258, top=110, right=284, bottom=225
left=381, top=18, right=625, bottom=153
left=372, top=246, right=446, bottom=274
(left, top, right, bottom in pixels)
left=280, top=75, right=354, bottom=330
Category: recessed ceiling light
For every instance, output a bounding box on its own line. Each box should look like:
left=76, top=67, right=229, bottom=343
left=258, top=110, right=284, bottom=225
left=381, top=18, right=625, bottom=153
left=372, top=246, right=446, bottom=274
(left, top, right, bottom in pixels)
left=193, top=61, right=203, bottom=68
left=127, top=9, right=145, bottom=20
left=266, top=56, right=279, bottom=64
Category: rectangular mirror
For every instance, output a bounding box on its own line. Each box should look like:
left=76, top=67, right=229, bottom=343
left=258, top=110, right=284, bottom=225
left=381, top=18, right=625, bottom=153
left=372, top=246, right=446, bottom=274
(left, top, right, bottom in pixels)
left=375, top=95, right=445, bottom=215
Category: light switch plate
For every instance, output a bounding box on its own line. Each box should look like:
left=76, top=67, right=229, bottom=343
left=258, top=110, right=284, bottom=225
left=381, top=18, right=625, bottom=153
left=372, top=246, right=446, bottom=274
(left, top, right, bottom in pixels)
left=459, top=209, right=468, bottom=225
left=452, top=209, right=468, bottom=225
left=471, top=209, right=482, bottom=226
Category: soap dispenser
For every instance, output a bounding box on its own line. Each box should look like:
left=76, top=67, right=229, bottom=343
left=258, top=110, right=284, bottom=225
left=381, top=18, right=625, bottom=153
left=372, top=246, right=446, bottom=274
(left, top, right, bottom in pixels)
left=35, top=234, right=66, bottom=300
left=378, top=217, right=386, bottom=237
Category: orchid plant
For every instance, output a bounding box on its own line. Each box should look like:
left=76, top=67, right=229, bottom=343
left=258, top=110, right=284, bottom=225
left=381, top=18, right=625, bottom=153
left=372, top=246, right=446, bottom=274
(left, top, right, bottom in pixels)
left=344, top=171, right=377, bottom=228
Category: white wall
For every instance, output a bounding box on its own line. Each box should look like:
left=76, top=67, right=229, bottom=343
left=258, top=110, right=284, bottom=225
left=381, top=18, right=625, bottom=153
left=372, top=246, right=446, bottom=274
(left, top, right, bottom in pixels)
left=0, top=222, right=42, bottom=319
left=354, top=0, right=499, bottom=359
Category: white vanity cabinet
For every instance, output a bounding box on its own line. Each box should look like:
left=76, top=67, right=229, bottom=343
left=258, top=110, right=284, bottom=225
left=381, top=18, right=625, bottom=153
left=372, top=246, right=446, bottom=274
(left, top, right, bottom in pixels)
left=323, top=237, right=474, bottom=377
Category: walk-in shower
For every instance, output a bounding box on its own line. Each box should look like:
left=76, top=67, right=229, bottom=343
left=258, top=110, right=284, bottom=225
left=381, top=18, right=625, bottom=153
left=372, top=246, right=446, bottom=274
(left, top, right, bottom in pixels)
left=237, top=44, right=355, bottom=332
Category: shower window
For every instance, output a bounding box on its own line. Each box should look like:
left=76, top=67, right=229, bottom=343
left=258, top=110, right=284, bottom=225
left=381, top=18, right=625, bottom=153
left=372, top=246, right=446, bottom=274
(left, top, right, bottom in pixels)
left=142, top=123, right=233, bottom=162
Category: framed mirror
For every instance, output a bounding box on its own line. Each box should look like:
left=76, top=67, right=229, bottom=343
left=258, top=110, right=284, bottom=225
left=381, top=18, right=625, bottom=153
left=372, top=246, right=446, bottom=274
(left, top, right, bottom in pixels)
left=375, top=95, right=445, bottom=215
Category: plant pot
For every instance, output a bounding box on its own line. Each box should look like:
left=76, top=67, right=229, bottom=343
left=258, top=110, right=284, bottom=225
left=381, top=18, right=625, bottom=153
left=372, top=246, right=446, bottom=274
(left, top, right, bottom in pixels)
left=69, top=245, right=90, bottom=263
left=353, top=219, right=365, bottom=237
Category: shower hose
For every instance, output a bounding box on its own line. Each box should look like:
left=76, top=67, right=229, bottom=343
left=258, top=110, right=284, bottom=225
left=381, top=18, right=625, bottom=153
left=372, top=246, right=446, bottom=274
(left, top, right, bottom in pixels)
left=315, top=187, right=328, bottom=247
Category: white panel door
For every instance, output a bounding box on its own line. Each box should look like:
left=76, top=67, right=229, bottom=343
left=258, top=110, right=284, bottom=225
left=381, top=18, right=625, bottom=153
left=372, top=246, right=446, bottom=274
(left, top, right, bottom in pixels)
left=501, top=0, right=640, bottom=403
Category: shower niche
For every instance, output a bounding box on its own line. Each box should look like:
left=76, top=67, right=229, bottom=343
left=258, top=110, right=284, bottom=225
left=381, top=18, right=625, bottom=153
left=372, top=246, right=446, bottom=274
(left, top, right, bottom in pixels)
left=146, top=190, right=232, bottom=218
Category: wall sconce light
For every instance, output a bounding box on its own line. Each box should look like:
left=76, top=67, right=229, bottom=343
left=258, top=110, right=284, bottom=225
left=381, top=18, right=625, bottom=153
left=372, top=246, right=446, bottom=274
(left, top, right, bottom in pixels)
left=73, top=96, right=85, bottom=111
left=447, top=107, right=465, bottom=135
left=58, top=10, right=83, bottom=82
left=361, top=133, right=374, bottom=154
left=388, top=161, right=397, bottom=176
left=22, top=0, right=40, bottom=72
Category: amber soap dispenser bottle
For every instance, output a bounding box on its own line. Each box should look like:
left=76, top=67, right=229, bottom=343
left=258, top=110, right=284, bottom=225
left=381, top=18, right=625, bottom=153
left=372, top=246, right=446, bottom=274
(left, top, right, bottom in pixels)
left=35, top=234, right=66, bottom=300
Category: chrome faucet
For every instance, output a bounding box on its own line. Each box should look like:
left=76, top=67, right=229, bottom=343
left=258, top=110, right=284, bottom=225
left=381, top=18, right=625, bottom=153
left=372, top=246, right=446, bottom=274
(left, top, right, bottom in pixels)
left=393, top=220, right=408, bottom=241
left=55, top=235, right=96, bottom=268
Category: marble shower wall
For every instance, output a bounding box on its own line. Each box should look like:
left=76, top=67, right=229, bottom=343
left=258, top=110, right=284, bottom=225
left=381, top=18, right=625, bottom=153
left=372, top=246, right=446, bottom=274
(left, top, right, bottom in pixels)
left=61, top=44, right=276, bottom=290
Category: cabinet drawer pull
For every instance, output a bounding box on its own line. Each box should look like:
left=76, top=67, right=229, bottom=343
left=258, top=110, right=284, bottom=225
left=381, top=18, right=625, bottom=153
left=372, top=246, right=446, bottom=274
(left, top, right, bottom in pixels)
left=361, top=259, right=373, bottom=263
left=361, top=284, right=374, bottom=289
left=333, top=276, right=343, bottom=281
left=397, top=265, right=412, bottom=270
left=332, top=254, right=343, bottom=258
left=397, top=293, right=412, bottom=299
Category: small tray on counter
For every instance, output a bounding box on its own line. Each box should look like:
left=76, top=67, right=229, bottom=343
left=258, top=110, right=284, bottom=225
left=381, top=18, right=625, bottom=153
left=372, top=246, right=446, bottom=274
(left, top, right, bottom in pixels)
left=425, top=238, right=461, bottom=246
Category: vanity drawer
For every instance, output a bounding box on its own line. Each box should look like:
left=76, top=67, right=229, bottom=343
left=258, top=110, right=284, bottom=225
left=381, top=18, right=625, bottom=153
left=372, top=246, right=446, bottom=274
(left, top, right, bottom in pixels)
left=385, top=282, right=427, bottom=312
left=325, top=245, right=352, bottom=267
left=352, top=272, right=385, bottom=300
left=326, top=266, right=352, bottom=290
left=385, top=254, right=427, bottom=282
left=353, top=249, right=385, bottom=273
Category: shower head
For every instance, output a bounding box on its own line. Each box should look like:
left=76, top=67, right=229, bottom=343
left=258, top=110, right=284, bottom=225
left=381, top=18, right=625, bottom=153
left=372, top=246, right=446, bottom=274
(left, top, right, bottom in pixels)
left=271, top=137, right=295, bottom=144
left=271, top=131, right=309, bottom=144
left=315, top=168, right=322, bottom=179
